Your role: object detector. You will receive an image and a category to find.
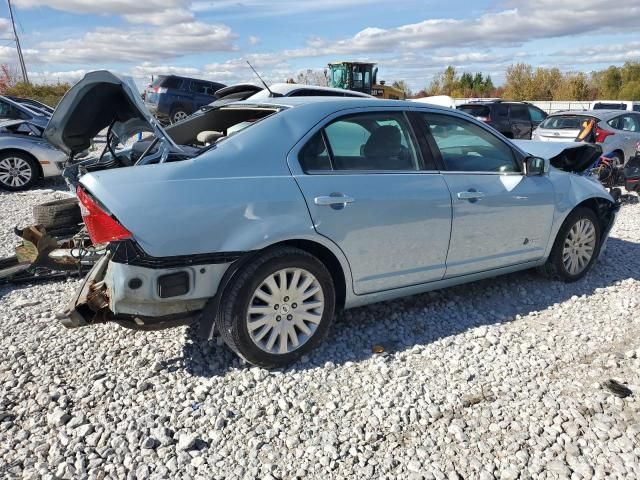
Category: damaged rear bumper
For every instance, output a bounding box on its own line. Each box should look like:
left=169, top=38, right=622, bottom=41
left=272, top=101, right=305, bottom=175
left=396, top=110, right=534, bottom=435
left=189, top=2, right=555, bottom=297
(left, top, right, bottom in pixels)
left=56, top=253, right=111, bottom=328
left=55, top=249, right=231, bottom=331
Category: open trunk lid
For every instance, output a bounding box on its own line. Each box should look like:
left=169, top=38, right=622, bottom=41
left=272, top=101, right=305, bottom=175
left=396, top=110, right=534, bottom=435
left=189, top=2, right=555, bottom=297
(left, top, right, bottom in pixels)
left=44, top=70, right=178, bottom=156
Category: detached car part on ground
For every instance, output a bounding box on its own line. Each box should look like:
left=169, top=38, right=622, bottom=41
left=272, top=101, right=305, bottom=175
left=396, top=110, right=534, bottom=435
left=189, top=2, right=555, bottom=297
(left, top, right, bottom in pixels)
left=39, top=71, right=620, bottom=368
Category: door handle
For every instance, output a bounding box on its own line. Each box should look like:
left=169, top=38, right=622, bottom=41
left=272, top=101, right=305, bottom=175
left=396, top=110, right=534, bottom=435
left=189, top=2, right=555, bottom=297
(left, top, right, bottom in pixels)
left=314, top=194, right=355, bottom=208
left=457, top=191, right=485, bottom=200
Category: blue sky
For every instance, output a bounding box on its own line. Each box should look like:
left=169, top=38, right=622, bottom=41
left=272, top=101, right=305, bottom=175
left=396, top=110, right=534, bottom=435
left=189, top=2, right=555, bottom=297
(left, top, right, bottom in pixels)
left=0, top=0, right=638, bottom=90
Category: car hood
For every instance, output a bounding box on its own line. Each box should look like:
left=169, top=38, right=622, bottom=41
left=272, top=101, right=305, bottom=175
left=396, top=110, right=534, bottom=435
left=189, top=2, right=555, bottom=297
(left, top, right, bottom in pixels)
left=44, top=70, right=176, bottom=156
left=512, top=140, right=602, bottom=173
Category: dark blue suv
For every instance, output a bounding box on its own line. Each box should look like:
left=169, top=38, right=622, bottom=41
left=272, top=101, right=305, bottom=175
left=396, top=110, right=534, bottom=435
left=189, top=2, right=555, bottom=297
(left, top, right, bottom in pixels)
left=144, top=75, right=226, bottom=124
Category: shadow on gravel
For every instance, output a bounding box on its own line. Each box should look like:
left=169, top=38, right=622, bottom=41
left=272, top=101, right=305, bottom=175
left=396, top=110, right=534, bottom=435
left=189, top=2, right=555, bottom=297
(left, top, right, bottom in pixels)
left=178, top=237, right=639, bottom=377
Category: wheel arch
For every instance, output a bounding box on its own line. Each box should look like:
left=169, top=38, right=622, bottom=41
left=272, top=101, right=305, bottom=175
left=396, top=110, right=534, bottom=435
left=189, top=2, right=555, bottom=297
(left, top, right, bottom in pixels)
left=272, top=238, right=347, bottom=311
left=0, top=148, right=43, bottom=179
left=574, top=196, right=617, bottom=237
left=197, top=237, right=351, bottom=340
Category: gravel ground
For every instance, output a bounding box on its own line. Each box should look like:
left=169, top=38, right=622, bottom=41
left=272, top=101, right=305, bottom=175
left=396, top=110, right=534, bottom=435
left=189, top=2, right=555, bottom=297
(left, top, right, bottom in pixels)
left=0, top=183, right=639, bottom=479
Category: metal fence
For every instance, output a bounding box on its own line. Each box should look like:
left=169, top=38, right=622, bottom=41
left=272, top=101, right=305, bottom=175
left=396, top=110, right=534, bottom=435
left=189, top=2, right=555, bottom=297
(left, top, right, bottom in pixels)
left=453, top=98, right=592, bottom=114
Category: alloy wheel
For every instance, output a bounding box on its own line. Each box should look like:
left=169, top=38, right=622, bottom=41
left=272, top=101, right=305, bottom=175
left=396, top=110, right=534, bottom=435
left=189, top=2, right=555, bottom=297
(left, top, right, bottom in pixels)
left=0, top=156, right=32, bottom=188
left=246, top=268, right=324, bottom=355
left=172, top=111, right=188, bottom=123
left=562, top=218, right=597, bottom=275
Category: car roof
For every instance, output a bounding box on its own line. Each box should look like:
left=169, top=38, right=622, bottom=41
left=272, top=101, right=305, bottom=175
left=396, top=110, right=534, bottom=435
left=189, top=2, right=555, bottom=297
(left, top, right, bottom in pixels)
left=250, top=83, right=373, bottom=98
left=230, top=96, right=450, bottom=111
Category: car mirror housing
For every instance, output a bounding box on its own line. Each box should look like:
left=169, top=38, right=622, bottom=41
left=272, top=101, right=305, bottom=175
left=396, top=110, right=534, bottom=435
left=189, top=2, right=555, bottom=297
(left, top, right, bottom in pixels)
left=525, top=156, right=548, bottom=176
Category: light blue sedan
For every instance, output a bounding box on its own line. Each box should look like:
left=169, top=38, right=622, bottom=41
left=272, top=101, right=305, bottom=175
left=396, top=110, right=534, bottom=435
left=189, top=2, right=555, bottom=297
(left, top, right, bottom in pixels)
left=50, top=72, right=618, bottom=367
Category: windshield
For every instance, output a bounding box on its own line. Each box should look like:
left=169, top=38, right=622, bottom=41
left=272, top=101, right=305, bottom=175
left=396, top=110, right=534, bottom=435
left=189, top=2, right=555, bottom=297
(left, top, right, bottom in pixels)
left=540, top=115, right=593, bottom=129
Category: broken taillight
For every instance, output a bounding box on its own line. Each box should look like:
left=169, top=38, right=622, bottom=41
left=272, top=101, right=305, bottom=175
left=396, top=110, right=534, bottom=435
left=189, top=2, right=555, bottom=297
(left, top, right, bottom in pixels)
left=595, top=126, right=615, bottom=143
left=76, top=186, right=132, bottom=245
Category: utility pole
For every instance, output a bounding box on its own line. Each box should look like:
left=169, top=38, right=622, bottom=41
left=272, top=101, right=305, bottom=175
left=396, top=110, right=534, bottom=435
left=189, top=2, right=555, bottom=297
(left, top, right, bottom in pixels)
left=7, top=0, right=29, bottom=84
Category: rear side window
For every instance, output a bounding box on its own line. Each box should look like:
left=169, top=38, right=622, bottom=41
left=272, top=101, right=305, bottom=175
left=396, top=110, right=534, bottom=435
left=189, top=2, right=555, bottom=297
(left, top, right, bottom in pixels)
left=421, top=113, right=518, bottom=173
left=298, top=112, right=420, bottom=172
left=299, top=132, right=332, bottom=171
left=457, top=105, right=490, bottom=118
left=152, top=76, right=183, bottom=89
left=509, top=104, right=530, bottom=121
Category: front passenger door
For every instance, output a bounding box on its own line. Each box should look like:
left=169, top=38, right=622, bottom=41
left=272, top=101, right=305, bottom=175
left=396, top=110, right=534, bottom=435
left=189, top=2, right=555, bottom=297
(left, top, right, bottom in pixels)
left=419, top=112, right=555, bottom=277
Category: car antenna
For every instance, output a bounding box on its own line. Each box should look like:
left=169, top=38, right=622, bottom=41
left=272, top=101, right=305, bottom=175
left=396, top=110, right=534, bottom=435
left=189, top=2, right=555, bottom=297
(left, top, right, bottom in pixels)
left=246, top=61, right=282, bottom=97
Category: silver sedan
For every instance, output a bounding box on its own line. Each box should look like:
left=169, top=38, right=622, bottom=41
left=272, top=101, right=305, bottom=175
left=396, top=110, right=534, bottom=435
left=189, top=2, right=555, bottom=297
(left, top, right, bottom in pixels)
left=0, top=120, right=67, bottom=191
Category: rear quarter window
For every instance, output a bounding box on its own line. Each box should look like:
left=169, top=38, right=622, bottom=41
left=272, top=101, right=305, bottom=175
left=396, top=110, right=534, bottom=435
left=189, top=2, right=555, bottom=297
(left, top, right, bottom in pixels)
left=153, top=76, right=183, bottom=89
left=457, top=105, right=490, bottom=118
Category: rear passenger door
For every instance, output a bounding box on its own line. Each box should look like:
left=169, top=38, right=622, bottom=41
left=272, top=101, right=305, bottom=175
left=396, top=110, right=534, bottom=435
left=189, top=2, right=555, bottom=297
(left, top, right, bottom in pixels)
left=189, top=80, right=215, bottom=109
left=289, top=109, right=453, bottom=295
left=509, top=104, right=533, bottom=139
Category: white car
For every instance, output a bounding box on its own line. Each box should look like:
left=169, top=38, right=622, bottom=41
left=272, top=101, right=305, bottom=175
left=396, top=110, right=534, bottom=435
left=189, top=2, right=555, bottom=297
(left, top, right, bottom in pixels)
left=532, top=109, right=640, bottom=165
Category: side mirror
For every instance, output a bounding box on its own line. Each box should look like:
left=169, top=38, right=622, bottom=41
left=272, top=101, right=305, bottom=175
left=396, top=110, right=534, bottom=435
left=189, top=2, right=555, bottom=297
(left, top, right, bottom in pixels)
left=525, top=156, right=548, bottom=176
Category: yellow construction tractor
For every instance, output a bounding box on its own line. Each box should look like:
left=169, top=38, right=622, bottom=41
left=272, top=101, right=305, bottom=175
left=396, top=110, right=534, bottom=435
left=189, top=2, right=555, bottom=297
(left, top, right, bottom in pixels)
left=328, top=61, right=406, bottom=100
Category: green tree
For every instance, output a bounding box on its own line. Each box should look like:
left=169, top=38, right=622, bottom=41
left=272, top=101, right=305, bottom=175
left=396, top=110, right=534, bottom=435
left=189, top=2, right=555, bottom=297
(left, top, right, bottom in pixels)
left=503, top=63, right=534, bottom=100
left=619, top=80, right=640, bottom=100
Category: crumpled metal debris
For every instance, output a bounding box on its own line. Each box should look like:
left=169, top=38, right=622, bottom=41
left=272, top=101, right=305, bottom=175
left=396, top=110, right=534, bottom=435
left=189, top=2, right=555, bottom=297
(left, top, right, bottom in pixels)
left=603, top=379, right=633, bottom=398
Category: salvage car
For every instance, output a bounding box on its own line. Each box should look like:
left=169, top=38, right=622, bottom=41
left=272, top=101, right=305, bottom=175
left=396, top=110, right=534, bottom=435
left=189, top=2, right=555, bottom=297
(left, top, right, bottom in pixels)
left=48, top=73, right=373, bottom=189
left=47, top=71, right=618, bottom=368
left=0, top=119, right=66, bottom=190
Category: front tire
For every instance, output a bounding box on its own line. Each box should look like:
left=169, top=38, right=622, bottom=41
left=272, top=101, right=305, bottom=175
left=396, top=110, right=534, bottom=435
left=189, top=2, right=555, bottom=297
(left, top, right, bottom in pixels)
left=541, top=207, right=601, bottom=282
left=216, top=247, right=335, bottom=368
left=0, top=152, right=38, bottom=191
left=170, top=108, right=189, bottom=124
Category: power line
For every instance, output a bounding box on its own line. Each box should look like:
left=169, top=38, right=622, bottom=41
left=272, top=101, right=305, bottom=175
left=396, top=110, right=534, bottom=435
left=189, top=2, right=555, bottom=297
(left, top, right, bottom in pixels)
left=7, top=0, right=28, bottom=84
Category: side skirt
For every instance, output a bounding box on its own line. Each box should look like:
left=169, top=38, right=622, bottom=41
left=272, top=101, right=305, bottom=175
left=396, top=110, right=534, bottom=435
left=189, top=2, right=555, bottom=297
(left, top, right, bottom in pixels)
left=344, top=260, right=544, bottom=309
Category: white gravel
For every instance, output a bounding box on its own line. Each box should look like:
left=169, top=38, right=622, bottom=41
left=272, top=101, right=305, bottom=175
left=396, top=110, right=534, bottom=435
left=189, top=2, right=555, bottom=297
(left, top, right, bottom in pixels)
left=0, top=184, right=639, bottom=479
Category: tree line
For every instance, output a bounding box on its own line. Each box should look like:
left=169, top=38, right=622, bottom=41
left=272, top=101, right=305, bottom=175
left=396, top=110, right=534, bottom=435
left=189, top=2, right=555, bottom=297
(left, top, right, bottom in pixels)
left=413, top=62, right=640, bottom=100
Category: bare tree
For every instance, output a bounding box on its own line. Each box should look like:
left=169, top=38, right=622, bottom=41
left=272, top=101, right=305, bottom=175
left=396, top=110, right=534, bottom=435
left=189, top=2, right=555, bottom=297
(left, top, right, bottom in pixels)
left=295, top=69, right=330, bottom=87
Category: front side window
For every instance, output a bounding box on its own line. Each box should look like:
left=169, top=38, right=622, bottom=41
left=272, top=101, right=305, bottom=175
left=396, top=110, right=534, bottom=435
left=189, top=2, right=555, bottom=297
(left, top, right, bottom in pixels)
left=298, top=112, right=420, bottom=172
left=528, top=106, right=547, bottom=122
left=422, top=113, right=519, bottom=173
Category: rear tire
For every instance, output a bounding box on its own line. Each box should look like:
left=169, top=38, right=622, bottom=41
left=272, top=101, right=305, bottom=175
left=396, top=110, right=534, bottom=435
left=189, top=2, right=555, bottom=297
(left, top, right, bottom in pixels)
left=216, top=247, right=335, bottom=368
left=33, top=197, right=82, bottom=229
left=540, top=207, right=601, bottom=282
left=610, top=152, right=624, bottom=168
left=0, top=152, right=38, bottom=191
left=170, top=108, right=189, bottom=124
